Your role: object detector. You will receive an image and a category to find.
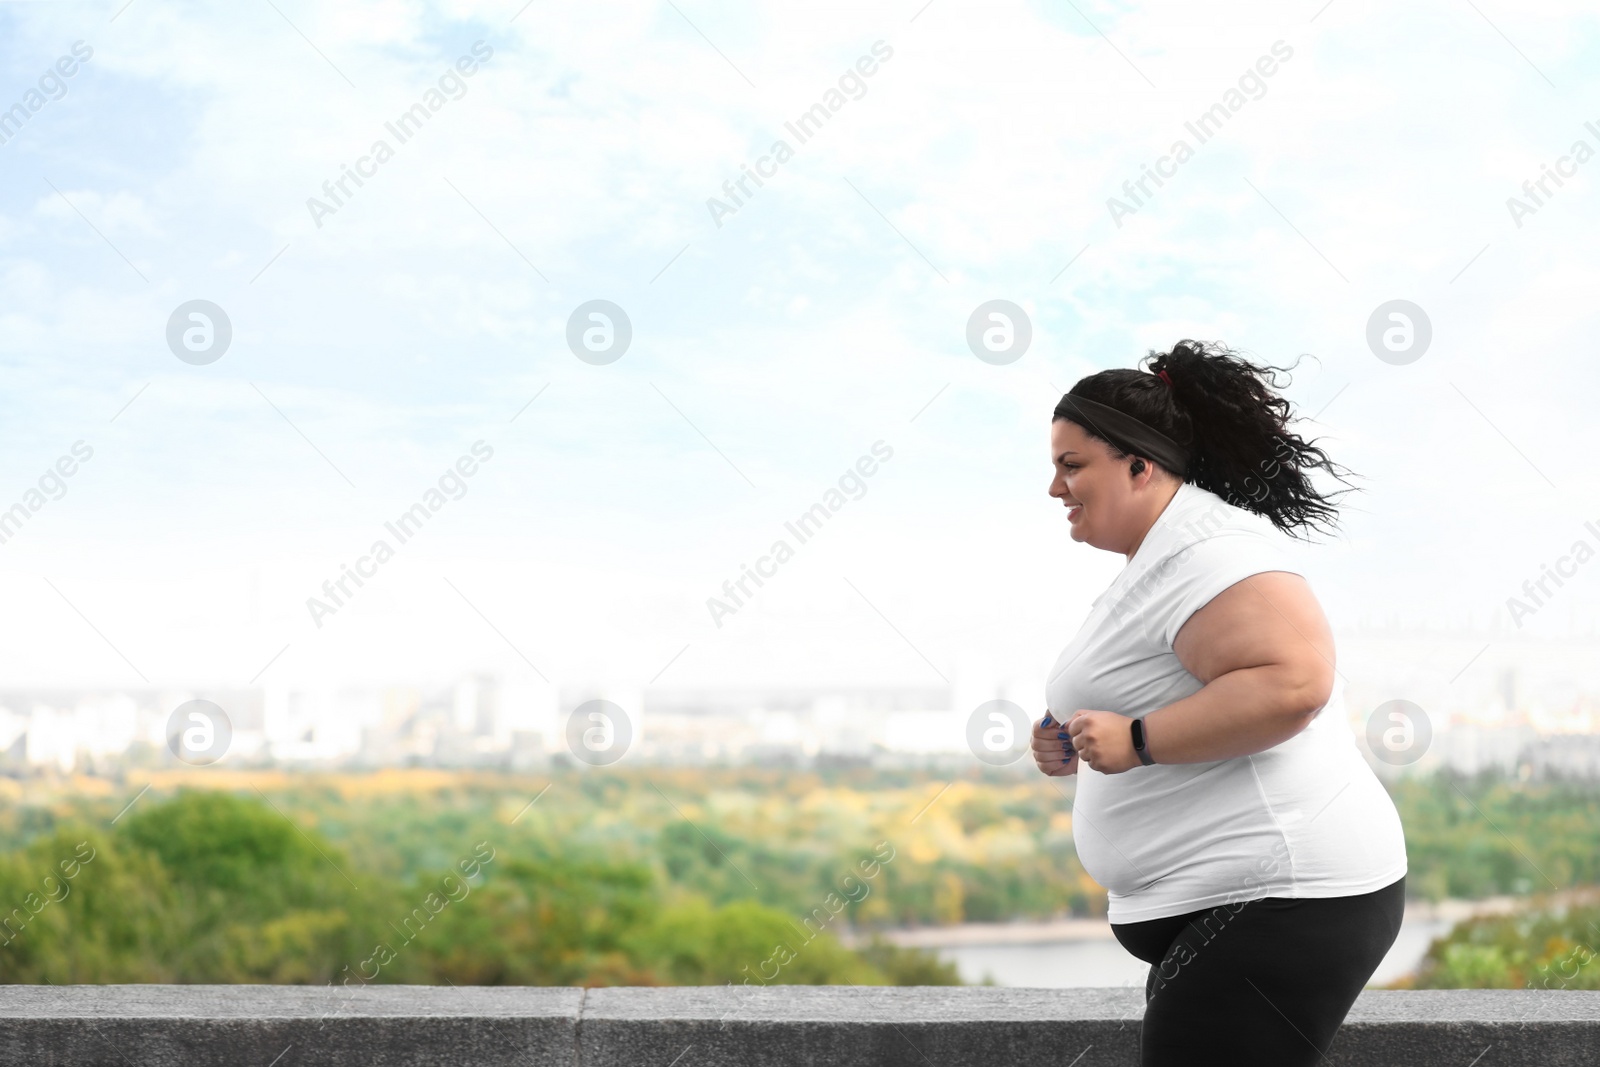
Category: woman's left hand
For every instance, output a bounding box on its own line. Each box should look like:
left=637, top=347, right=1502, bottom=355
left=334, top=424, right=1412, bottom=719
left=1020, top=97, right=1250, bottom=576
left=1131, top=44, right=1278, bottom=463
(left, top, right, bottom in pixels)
left=1066, top=710, right=1141, bottom=774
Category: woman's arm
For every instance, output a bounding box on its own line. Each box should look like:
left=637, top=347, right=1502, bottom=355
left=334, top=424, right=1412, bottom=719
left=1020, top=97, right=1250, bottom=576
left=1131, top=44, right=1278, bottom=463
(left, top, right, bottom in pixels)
left=1066, top=571, right=1336, bottom=772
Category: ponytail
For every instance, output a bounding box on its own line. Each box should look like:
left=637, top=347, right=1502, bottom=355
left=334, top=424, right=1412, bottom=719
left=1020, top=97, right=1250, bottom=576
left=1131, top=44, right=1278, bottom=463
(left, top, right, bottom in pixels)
left=1055, top=339, right=1361, bottom=540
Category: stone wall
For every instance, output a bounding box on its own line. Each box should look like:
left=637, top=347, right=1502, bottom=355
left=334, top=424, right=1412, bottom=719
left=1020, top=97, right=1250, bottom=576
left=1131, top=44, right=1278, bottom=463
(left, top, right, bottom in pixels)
left=0, top=985, right=1595, bottom=1066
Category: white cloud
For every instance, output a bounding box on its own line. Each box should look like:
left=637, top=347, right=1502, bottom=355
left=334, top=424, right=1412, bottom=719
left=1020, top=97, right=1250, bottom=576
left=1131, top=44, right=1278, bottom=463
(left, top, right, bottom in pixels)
left=0, top=0, right=1595, bottom=699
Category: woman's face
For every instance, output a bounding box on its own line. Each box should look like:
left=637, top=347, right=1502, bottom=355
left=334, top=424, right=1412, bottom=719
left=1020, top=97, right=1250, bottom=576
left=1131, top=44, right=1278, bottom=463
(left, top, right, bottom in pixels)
left=1048, top=417, right=1139, bottom=554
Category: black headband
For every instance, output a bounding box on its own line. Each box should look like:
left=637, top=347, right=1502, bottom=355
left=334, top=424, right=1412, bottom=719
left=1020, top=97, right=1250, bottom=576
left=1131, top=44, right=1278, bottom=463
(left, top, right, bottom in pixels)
left=1054, top=392, right=1191, bottom=477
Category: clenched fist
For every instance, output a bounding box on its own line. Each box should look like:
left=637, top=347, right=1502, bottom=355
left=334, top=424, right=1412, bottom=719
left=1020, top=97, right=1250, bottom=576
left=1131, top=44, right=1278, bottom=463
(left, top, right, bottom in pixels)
left=1031, top=712, right=1079, bottom=777
left=1034, top=710, right=1142, bottom=775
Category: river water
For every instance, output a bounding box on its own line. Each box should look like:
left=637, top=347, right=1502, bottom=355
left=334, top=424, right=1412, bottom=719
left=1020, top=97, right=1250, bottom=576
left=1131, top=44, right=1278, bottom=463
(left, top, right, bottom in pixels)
left=919, top=916, right=1455, bottom=988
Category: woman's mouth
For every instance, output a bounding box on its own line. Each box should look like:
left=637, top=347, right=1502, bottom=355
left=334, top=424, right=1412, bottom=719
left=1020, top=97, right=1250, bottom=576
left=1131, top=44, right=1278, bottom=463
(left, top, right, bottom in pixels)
left=1068, top=505, right=1083, bottom=521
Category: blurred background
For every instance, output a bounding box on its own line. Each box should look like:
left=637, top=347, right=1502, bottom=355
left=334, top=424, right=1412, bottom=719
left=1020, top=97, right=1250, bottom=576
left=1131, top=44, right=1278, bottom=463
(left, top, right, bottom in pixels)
left=0, top=0, right=1596, bottom=991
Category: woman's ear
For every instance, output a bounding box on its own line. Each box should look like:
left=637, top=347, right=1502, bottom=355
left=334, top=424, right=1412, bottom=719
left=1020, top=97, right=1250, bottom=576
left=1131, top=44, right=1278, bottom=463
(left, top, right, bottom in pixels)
left=1129, top=458, right=1146, bottom=476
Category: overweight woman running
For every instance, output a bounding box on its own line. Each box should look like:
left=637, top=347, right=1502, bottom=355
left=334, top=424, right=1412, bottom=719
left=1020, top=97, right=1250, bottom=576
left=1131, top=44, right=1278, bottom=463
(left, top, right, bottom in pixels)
left=1032, top=340, right=1407, bottom=1067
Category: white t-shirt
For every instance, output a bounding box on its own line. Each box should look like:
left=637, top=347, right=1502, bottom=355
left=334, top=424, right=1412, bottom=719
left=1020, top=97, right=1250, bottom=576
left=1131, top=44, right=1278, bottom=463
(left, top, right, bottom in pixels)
left=1044, top=480, right=1408, bottom=924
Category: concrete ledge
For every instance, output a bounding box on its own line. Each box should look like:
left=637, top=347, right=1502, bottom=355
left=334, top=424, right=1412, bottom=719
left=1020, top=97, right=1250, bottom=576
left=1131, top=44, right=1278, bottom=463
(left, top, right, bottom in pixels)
left=0, top=985, right=1594, bottom=1066
left=1337, top=989, right=1600, bottom=1067
left=581, top=986, right=1143, bottom=1067
left=0, top=985, right=581, bottom=1067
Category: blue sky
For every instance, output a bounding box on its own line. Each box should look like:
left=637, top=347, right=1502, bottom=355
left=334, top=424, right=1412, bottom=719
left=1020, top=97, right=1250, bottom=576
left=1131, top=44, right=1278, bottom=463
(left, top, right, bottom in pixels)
left=1, top=0, right=1598, bottom=706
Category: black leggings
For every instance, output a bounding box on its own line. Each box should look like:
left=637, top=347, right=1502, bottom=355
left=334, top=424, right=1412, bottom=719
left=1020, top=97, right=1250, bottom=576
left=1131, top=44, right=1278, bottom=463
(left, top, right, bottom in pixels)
left=1110, top=875, right=1405, bottom=1067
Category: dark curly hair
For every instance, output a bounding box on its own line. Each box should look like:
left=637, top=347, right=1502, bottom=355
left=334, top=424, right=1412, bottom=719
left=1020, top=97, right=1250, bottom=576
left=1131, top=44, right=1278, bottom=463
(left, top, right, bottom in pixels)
left=1052, top=339, right=1361, bottom=541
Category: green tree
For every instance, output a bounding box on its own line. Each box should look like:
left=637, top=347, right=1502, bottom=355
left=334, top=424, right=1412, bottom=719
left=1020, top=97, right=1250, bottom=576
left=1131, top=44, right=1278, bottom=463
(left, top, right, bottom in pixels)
left=0, top=828, right=179, bottom=983
left=625, top=896, right=884, bottom=985
left=116, top=789, right=390, bottom=982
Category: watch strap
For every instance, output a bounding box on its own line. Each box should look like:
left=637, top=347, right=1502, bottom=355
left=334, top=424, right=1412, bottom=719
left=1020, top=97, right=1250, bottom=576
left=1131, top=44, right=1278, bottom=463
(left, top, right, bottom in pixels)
left=1132, top=718, right=1155, bottom=765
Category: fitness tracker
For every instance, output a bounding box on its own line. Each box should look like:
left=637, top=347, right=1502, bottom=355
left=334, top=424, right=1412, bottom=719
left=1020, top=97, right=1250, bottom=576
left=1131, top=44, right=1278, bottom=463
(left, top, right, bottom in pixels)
left=1131, top=717, right=1155, bottom=765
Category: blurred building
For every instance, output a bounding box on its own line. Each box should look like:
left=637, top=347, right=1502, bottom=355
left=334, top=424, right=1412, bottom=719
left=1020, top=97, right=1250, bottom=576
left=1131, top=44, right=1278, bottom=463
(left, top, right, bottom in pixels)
left=1, top=625, right=1599, bottom=776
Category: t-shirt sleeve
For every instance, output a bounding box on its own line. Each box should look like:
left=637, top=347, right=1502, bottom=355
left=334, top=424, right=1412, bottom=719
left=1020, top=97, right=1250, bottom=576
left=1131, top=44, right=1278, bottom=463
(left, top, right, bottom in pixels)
left=1159, top=530, right=1307, bottom=649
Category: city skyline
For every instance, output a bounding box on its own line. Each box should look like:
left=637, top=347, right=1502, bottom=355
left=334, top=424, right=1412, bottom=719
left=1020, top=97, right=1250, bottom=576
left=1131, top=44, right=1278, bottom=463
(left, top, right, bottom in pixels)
left=3, top=616, right=1598, bottom=776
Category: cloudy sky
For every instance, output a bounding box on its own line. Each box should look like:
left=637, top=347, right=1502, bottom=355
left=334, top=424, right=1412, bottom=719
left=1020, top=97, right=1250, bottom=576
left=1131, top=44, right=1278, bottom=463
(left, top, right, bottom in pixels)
left=0, top=0, right=1597, bottom=708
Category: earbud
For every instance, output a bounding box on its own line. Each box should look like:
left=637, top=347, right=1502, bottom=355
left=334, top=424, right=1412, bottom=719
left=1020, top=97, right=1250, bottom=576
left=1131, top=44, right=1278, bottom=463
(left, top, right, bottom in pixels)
left=1129, top=458, right=1146, bottom=476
